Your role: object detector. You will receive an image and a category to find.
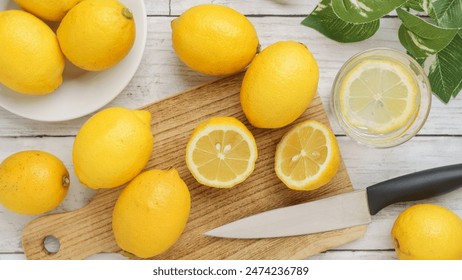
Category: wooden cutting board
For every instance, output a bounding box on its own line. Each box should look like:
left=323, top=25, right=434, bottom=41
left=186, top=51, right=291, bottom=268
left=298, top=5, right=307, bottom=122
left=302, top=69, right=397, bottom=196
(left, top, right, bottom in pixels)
left=22, top=72, right=367, bottom=260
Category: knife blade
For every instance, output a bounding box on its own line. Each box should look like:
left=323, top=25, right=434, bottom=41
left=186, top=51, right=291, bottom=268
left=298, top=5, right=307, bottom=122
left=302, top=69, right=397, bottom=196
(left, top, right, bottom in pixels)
left=205, top=164, right=462, bottom=239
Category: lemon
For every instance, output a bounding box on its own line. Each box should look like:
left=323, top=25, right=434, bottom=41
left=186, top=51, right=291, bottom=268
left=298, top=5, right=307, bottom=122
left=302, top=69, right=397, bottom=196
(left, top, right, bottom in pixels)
left=57, top=0, right=136, bottom=71
left=15, top=0, right=82, bottom=22
left=0, top=10, right=65, bottom=95
left=112, top=169, right=191, bottom=258
left=73, top=107, right=153, bottom=189
left=185, top=116, right=258, bottom=188
left=240, top=41, right=319, bottom=128
left=391, top=204, right=462, bottom=260
left=0, top=150, right=70, bottom=215
left=339, top=59, right=419, bottom=134
left=275, top=120, right=340, bottom=191
left=171, top=4, right=259, bottom=76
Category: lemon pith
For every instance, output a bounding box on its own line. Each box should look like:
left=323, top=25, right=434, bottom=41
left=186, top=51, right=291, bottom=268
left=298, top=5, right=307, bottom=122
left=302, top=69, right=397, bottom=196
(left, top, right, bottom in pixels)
left=275, top=120, right=340, bottom=190
left=186, top=117, right=258, bottom=188
left=339, top=59, right=419, bottom=134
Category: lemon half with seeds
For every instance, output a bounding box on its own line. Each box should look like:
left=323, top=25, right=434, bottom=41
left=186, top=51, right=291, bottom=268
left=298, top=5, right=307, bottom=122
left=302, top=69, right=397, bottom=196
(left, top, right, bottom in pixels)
left=186, top=117, right=258, bottom=188
left=275, top=120, right=340, bottom=191
left=339, top=59, right=419, bottom=134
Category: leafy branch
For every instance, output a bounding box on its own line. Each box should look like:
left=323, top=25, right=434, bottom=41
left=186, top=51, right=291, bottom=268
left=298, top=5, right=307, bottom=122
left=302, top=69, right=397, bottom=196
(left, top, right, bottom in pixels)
left=302, top=0, right=462, bottom=103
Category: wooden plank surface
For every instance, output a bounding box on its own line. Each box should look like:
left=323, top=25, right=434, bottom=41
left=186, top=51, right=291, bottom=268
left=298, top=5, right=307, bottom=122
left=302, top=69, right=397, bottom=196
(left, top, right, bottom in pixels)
left=21, top=73, right=366, bottom=260
left=1, top=17, right=461, bottom=136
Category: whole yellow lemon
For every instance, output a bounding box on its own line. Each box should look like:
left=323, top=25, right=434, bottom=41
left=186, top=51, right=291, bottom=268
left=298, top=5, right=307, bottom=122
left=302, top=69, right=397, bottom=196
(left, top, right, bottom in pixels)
left=112, top=169, right=191, bottom=258
left=0, top=10, right=65, bottom=95
left=391, top=204, right=462, bottom=260
left=15, top=0, right=82, bottom=22
left=73, top=107, right=153, bottom=189
left=171, top=4, right=259, bottom=76
left=0, top=150, right=70, bottom=215
left=240, top=41, right=319, bottom=128
left=57, top=0, right=136, bottom=71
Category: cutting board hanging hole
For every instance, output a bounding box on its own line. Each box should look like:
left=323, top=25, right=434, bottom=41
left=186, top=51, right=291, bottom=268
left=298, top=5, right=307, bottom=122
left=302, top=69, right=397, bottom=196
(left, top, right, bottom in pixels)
left=43, top=235, right=60, bottom=255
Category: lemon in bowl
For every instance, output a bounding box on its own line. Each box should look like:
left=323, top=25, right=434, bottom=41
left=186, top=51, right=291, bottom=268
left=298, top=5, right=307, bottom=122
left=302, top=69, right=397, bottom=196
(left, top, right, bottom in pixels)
left=0, top=0, right=147, bottom=122
left=15, top=0, right=82, bottom=22
left=0, top=10, right=65, bottom=95
left=331, top=48, right=431, bottom=148
left=57, top=0, right=136, bottom=71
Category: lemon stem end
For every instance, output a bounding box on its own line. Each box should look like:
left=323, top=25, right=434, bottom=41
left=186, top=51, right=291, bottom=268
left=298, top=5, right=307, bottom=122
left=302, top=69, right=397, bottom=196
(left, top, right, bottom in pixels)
left=62, top=175, right=70, bottom=188
left=122, top=8, right=133, bottom=20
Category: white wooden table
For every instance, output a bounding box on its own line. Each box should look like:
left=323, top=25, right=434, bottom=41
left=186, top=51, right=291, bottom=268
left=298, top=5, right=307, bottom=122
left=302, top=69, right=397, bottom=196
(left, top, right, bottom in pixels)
left=1, top=0, right=461, bottom=260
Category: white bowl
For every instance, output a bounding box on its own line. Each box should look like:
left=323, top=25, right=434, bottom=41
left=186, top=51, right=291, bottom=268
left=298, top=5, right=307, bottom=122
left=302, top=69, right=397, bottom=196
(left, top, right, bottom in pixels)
left=0, top=0, right=147, bottom=122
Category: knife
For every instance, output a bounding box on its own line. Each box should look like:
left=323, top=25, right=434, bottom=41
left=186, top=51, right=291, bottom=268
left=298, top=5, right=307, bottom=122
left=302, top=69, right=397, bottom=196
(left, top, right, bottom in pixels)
left=204, top=164, right=462, bottom=239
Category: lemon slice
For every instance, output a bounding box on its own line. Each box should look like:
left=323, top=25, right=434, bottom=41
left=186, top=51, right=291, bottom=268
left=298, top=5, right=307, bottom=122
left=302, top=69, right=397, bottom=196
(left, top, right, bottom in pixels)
left=186, top=117, right=258, bottom=188
left=339, top=59, right=419, bottom=134
left=275, top=120, right=340, bottom=191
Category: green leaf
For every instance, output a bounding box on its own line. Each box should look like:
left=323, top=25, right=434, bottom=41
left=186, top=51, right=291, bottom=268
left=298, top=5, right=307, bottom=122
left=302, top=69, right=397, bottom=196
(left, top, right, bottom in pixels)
left=404, top=0, right=425, bottom=12
left=396, top=9, right=458, bottom=58
left=331, top=0, right=407, bottom=23
left=301, top=0, right=380, bottom=43
left=430, top=0, right=462, bottom=28
left=428, top=33, right=462, bottom=102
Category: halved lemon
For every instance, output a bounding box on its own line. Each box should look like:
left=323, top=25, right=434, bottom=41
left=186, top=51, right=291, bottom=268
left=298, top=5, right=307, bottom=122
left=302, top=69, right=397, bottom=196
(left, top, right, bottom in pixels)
left=275, top=120, right=340, bottom=191
left=185, top=116, right=258, bottom=188
left=339, top=59, right=419, bottom=134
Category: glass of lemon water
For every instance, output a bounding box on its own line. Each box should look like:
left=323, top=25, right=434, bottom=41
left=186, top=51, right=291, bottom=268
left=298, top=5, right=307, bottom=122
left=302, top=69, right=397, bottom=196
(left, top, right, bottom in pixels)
left=331, top=48, right=432, bottom=148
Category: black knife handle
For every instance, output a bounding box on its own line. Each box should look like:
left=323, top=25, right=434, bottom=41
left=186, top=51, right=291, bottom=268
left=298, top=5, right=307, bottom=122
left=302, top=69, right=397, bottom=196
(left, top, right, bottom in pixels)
left=366, top=164, right=462, bottom=215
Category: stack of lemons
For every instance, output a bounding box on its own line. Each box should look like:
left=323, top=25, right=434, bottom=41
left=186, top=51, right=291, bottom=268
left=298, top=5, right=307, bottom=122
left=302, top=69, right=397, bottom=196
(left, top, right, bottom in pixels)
left=0, top=106, right=191, bottom=259
left=73, top=107, right=191, bottom=258
left=173, top=4, right=339, bottom=191
left=0, top=0, right=135, bottom=95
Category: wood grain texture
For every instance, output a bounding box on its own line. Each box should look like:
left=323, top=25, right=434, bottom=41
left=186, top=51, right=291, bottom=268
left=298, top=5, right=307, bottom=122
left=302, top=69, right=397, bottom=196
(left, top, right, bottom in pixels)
left=22, top=73, right=366, bottom=260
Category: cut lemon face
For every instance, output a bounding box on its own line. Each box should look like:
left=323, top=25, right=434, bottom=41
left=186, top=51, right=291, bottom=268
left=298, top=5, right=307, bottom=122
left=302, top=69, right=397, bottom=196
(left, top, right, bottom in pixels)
left=186, top=117, right=258, bottom=188
left=275, top=120, right=340, bottom=191
left=339, top=59, right=419, bottom=134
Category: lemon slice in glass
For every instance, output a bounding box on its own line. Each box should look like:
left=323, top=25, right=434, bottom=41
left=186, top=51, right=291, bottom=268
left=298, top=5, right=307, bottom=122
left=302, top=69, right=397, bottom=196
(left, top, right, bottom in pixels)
left=275, top=120, right=340, bottom=191
left=186, top=116, right=258, bottom=188
left=339, top=59, right=419, bottom=134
